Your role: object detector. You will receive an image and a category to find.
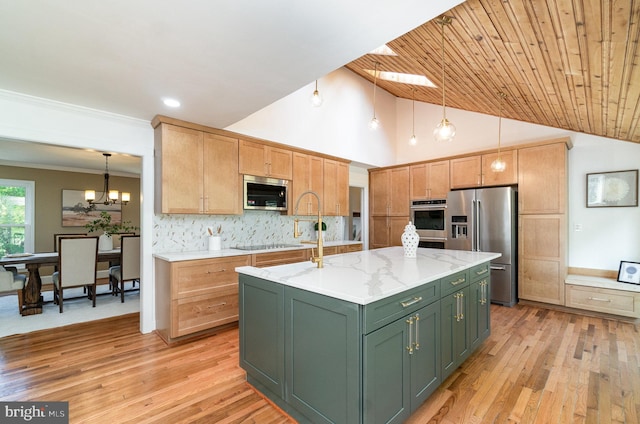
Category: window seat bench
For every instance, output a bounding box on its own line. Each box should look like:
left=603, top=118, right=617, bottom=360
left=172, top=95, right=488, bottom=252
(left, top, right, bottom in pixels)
left=565, top=272, right=640, bottom=318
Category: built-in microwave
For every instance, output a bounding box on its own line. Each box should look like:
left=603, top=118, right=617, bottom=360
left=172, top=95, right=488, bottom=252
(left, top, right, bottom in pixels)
left=243, top=175, right=289, bottom=211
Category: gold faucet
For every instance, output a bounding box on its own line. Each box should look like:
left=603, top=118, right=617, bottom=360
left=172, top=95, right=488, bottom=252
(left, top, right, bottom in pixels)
left=293, top=190, right=324, bottom=268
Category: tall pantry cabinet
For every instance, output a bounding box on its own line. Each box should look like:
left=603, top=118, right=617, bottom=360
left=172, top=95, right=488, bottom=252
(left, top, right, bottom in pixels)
left=517, top=139, right=570, bottom=305
left=369, top=167, right=410, bottom=249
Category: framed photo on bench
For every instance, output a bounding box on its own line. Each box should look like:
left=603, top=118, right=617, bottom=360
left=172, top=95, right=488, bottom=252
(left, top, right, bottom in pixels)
left=617, top=261, right=640, bottom=285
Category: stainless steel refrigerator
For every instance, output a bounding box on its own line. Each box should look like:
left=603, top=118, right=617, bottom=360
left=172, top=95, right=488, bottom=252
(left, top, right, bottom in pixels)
left=445, top=186, right=517, bottom=306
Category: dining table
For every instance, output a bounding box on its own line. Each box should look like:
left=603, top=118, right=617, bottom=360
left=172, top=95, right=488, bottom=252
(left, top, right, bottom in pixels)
left=0, top=249, right=121, bottom=316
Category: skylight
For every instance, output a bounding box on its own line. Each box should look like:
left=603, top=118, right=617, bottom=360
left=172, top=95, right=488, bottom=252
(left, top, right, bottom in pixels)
left=364, top=69, right=436, bottom=88
left=369, top=45, right=398, bottom=56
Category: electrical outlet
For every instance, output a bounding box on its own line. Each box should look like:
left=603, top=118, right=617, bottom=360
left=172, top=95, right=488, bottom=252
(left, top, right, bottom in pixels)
left=574, top=224, right=582, bottom=232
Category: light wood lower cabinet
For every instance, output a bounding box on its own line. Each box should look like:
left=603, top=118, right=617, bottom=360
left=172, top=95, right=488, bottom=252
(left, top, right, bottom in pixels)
left=155, top=255, right=250, bottom=344
left=565, top=284, right=640, bottom=318
left=252, top=249, right=311, bottom=267
left=518, top=214, right=566, bottom=305
left=371, top=216, right=408, bottom=249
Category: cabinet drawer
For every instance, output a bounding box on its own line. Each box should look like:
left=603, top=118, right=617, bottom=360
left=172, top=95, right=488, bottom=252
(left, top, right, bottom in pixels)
left=339, top=244, right=363, bottom=253
left=173, top=256, right=250, bottom=299
left=440, top=271, right=469, bottom=297
left=565, top=285, right=640, bottom=318
left=363, top=281, right=440, bottom=333
left=253, top=249, right=310, bottom=267
left=469, top=263, right=490, bottom=282
left=172, top=285, right=239, bottom=337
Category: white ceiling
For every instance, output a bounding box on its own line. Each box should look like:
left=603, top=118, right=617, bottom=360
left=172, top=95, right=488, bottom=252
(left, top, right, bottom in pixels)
left=0, top=1, right=462, bottom=174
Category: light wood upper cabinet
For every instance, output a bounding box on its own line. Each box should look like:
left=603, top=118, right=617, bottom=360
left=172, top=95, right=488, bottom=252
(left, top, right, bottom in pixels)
left=370, top=167, right=410, bottom=216
left=450, top=156, right=482, bottom=189
left=323, top=159, right=349, bottom=216
left=155, top=124, right=204, bottom=214
left=239, top=139, right=292, bottom=180
left=203, top=133, right=242, bottom=215
left=155, top=124, right=241, bottom=215
left=481, top=150, right=518, bottom=187
left=450, top=151, right=518, bottom=189
left=410, top=160, right=450, bottom=199
left=518, top=143, right=566, bottom=214
left=291, top=152, right=324, bottom=215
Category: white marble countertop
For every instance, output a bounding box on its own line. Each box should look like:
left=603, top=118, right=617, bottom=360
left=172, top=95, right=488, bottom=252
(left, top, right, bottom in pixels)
left=153, top=240, right=362, bottom=262
left=236, top=247, right=501, bottom=305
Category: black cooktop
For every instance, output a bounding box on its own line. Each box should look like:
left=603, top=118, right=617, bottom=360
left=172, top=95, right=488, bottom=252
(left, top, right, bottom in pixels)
left=233, top=243, right=303, bottom=251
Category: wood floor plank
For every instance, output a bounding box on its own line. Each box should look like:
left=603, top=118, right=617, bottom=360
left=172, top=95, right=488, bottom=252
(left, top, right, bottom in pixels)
left=1, top=304, right=638, bottom=423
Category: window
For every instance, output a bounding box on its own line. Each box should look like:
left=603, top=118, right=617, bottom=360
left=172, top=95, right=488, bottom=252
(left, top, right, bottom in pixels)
left=0, top=179, right=35, bottom=255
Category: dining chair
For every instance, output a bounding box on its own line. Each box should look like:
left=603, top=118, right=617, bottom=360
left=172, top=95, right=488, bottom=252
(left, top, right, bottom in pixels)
left=52, top=236, right=99, bottom=313
left=0, top=266, right=26, bottom=314
left=53, top=232, right=88, bottom=252
left=109, top=235, right=140, bottom=303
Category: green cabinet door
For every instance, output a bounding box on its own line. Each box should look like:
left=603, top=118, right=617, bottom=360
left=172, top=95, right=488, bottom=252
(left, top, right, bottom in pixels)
left=469, top=277, right=491, bottom=351
left=239, top=275, right=285, bottom=398
left=285, top=287, right=361, bottom=424
left=364, top=301, right=440, bottom=424
left=441, top=287, right=469, bottom=381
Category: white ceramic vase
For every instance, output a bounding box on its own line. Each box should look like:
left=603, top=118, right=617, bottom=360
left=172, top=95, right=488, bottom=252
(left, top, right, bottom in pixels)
left=99, top=233, right=113, bottom=251
left=401, top=221, right=419, bottom=258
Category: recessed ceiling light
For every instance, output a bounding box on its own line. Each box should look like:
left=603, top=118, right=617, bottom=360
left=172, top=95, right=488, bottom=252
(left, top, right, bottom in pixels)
left=364, top=69, right=436, bottom=87
left=163, top=98, right=181, bottom=108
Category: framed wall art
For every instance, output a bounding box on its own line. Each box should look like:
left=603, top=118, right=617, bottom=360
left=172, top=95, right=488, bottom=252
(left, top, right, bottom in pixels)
left=586, top=169, right=638, bottom=208
left=62, top=189, right=121, bottom=227
left=617, top=261, right=640, bottom=285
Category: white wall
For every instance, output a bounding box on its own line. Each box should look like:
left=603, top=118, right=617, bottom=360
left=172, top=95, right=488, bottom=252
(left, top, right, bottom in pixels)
left=227, top=67, right=398, bottom=167
left=0, top=90, right=157, bottom=334
left=567, top=135, right=640, bottom=270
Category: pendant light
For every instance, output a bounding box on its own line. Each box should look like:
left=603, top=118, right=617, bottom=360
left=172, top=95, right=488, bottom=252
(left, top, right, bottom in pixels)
left=310, top=80, right=323, bottom=107
left=85, top=153, right=130, bottom=208
left=409, top=89, right=417, bottom=145
left=370, top=61, right=380, bottom=130
left=490, top=92, right=507, bottom=173
left=433, top=16, right=456, bottom=142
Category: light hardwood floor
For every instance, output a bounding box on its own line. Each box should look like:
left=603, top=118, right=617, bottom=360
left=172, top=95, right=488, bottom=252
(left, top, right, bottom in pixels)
left=0, top=304, right=638, bottom=423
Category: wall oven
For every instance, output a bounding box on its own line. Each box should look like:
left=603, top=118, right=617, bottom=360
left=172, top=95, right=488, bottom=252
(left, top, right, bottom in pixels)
left=410, top=199, right=447, bottom=249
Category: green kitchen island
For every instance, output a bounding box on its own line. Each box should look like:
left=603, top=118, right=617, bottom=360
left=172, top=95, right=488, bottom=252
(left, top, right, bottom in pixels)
left=236, top=246, right=501, bottom=424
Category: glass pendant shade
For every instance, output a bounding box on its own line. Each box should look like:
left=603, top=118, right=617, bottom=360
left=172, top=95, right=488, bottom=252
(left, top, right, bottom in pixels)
left=490, top=157, right=506, bottom=172
left=434, top=16, right=455, bottom=142
left=85, top=190, right=96, bottom=202
left=433, top=118, right=456, bottom=142
left=370, top=62, right=380, bottom=129
left=491, top=91, right=507, bottom=173
left=310, top=80, right=323, bottom=107
left=409, top=135, right=417, bottom=145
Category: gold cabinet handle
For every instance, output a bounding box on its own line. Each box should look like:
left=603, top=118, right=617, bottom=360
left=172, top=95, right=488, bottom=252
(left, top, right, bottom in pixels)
left=401, top=296, right=423, bottom=308
left=588, top=297, right=611, bottom=302
left=476, top=268, right=488, bottom=275
left=406, top=316, right=414, bottom=355
left=450, top=277, right=466, bottom=286
left=207, top=268, right=227, bottom=274
left=414, top=314, right=420, bottom=351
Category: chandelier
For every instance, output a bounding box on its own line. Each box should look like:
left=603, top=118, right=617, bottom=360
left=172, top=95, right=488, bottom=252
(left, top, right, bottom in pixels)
left=85, top=153, right=130, bottom=207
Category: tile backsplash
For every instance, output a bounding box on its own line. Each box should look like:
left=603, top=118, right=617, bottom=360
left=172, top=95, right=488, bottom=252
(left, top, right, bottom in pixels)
left=153, top=210, right=345, bottom=253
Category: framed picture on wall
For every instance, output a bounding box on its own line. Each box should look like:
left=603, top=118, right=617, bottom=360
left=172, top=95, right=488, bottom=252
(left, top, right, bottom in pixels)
left=586, top=169, right=638, bottom=207
left=617, top=261, right=640, bottom=285
left=62, top=189, right=121, bottom=227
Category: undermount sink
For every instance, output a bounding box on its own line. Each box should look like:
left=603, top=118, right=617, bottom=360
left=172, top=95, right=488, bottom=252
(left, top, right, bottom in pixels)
left=233, top=243, right=304, bottom=251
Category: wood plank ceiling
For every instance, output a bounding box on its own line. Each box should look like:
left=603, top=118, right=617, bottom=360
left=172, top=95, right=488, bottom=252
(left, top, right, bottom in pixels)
left=345, top=0, right=640, bottom=144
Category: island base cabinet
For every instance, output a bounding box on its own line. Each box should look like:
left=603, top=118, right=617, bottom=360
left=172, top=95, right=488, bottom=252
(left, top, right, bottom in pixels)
left=285, top=287, right=361, bottom=424
left=363, top=301, right=440, bottom=424
left=239, top=275, right=285, bottom=398
left=440, top=287, right=470, bottom=381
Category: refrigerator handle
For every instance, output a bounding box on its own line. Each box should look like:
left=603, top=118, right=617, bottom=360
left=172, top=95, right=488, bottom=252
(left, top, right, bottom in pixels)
left=476, top=199, right=481, bottom=252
